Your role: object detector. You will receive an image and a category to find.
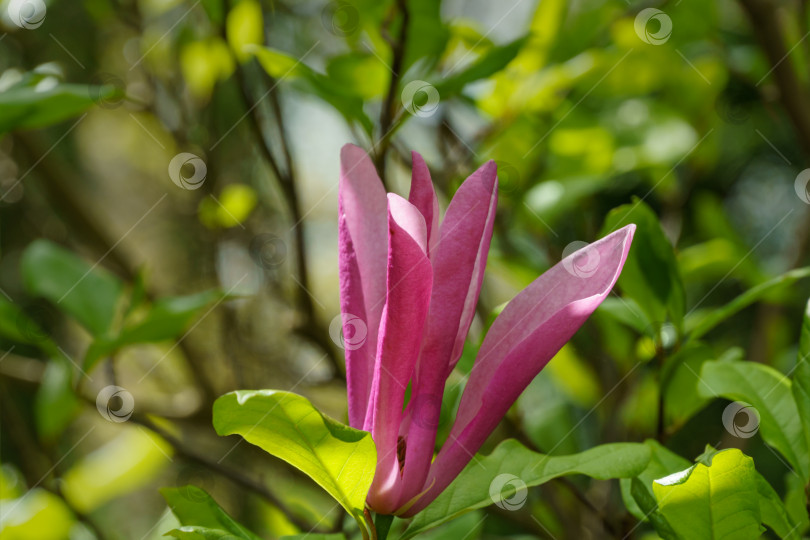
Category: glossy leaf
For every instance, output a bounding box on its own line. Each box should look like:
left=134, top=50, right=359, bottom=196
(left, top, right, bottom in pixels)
left=21, top=240, right=124, bottom=337
left=699, top=360, right=809, bottom=479
left=403, top=440, right=650, bottom=538
left=212, top=390, right=377, bottom=519
left=652, top=449, right=763, bottom=539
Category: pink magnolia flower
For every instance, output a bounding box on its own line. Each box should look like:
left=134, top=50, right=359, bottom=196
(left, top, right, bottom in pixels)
left=338, top=144, right=635, bottom=516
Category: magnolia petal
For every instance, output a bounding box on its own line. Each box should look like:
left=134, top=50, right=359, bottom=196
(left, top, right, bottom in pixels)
left=408, top=152, right=440, bottom=256
left=338, top=144, right=388, bottom=429
left=364, top=194, right=433, bottom=513
left=404, top=224, right=636, bottom=515
left=397, top=160, right=498, bottom=506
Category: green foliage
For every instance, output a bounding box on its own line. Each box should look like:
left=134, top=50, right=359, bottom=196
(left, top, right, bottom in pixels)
left=212, top=390, right=377, bottom=522
left=403, top=440, right=650, bottom=538
left=651, top=449, right=763, bottom=539
left=162, top=486, right=262, bottom=540
left=21, top=239, right=124, bottom=337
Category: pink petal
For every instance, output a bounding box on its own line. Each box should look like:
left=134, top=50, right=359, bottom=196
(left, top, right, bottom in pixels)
left=403, top=224, right=636, bottom=515
left=408, top=152, right=440, bottom=256
left=338, top=144, right=388, bottom=429
left=364, top=194, right=433, bottom=513
left=396, top=160, right=498, bottom=507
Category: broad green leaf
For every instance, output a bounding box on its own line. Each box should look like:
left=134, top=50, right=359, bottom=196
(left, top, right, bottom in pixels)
left=212, top=390, right=376, bottom=519
left=652, top=449, right=763, bottom=539
left=403, top=440, right=650, bottom=538
left=601, top=198, right=685, bottom=328
left=402, top=0, right=448, bottom=73
left=687, top=267, right=810, bottom=340
left=161, top=486, right=261, bottom=540
left=435, top=36, right=528, bottom=97
left=620, top=439, right=691, bottom=521
left=34, top=358, right=80, bottom=441
left=249, top=46, right=373, bottom=135
left=699, top=360, right=809, bottom=479
left=0, top=83, right=119, bottom=133
left=326, top=53, right=388, bottom=100
left=226, top=0, right=263, bottom=62
left=280, top=535, right=346, bottom=540
left=21, top=240, right=124, bottom=337
left=792, top=298, right=810, bottom=466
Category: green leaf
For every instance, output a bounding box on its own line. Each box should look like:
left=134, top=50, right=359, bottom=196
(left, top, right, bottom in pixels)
left=226, top=0, right=263, bottom=62
left=249, top=46, right=374, bottom=135
left=652, top=449, right=763, bottom=539
left=21, top=240, right=124, bottom=337
left=165, top=526, right=247, bottom=539
left=699, top=360, right=809, bottom=480
left=34, top=358, right=80, bottom=441
left=620, top=439, right=691, bottom=521
left=161, top=486, right=261, bottom=540
left=280, top=535, right=346, bottom=540
left=403, top=440, right=650, bottom=538
left=601, top=198, right=685, bottom=328
left=435, top=36, right=528, bottom=97
left=212, top=390, right=377, bottom=520
left=687, top=267, right=810, bottom=340
left=402, top=0, right=449, bottom=73
left=0, top=83, right=119, bottom=133
left=0, top=297, right=60, bottom=356
left=792, top=298, right=810, bottom=468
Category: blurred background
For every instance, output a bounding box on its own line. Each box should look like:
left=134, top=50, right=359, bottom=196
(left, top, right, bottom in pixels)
left=1, top=0, right=810, bottom=538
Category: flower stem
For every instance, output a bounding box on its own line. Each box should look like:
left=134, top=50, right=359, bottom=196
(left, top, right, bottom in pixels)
left=374, top=513, right=395, bottom=540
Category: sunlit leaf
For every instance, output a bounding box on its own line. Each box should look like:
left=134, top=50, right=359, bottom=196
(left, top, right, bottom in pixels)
left=212, top=390, right=377, bottom=520
left=652, top=449, right=763, bottom=539
left=0, top=488, right=75, bottom=540
left=226, top=0, right=264, bottom=62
